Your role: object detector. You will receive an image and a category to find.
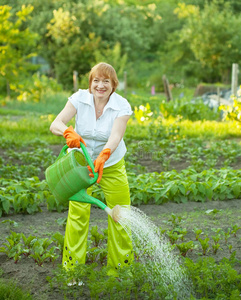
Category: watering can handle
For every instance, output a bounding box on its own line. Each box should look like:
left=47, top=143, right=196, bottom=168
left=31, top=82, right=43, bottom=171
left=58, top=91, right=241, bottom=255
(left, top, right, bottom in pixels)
left=80, top=142, right=99, bottom=183
left=56, top=143, right=98, bottom=183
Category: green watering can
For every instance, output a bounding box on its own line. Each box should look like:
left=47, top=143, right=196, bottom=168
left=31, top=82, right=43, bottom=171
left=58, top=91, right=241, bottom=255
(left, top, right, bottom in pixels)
left=45, top=143, right=120, bottom=221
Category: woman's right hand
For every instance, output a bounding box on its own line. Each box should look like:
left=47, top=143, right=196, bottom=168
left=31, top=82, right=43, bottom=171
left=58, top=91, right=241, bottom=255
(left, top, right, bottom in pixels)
left=63, top=125, right=86, bottom=148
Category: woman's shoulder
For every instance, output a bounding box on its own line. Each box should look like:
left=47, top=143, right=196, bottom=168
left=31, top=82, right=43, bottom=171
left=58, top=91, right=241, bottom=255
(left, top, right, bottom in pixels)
left=69, top=89, right=91, bottom=104
left=111, top=92, right=131, bottom=107
left=70, top=88, right=89, bottom=98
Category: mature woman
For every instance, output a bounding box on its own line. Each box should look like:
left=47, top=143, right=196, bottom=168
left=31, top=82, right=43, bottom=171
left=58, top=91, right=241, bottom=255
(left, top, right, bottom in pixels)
left=50, top=62, right=133, bottom=276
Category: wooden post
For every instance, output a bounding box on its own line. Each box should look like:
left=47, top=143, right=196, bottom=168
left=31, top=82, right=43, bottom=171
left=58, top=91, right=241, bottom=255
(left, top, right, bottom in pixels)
left=231, top=63, right=239, bottom=97
left=124, top=71, right=127, bottom=98
left=162, top=75, right=173, bottom=101
left=73, top=70, right=78, bottom=92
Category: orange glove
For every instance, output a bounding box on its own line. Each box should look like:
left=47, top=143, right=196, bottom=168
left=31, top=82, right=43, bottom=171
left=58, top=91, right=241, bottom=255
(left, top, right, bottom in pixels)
left=88, top=148, right=111, bottom=183
left=63, top=125, right=86, bottom=148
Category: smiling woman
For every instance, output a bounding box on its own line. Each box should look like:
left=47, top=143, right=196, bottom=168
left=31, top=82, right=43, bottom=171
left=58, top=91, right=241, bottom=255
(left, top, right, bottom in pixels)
left=49, top=62, right=133, bottom=277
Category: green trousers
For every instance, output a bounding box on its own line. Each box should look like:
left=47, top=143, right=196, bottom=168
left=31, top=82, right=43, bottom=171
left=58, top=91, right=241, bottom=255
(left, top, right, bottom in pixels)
left=62, top=158, right=133, bottom=273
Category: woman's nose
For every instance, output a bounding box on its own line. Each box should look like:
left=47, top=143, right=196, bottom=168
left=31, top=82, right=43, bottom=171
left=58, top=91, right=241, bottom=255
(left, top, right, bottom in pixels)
left=98, top=81, right=104, bottom=87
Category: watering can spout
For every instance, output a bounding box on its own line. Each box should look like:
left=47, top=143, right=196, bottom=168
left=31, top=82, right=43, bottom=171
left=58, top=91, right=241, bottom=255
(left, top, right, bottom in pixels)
left=69, top=190, right=121, bottom=222
left=105, top=205, right=122, bottom=223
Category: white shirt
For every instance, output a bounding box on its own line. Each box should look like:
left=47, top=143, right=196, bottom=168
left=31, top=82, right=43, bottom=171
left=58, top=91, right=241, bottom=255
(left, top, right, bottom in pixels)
left=69, top=89, right=133, bottom=168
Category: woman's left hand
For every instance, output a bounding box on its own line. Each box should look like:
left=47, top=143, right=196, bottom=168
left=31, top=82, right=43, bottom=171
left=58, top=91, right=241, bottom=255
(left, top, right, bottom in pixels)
left=88, top=148, right=111, bottom=183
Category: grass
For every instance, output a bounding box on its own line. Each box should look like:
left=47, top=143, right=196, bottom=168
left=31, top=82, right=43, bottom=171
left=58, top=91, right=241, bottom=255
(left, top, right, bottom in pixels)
left=0, top=278, right=33, bottom=300
left=3, top=91, right=70, bottom=115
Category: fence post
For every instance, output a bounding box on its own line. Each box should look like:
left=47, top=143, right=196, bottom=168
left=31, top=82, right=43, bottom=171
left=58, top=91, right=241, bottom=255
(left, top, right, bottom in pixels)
left=162, top=75, right=173, bottom=101
left=231, top=63, right=239, bottom=97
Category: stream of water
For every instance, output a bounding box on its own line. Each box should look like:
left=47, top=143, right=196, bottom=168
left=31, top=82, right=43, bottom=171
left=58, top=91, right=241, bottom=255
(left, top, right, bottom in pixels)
left=118, top=205, right=192, bottom=299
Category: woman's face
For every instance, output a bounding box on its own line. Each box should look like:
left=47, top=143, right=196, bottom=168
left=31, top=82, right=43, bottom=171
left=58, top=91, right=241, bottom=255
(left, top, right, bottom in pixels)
left=90, top=74, right=113, bottom=102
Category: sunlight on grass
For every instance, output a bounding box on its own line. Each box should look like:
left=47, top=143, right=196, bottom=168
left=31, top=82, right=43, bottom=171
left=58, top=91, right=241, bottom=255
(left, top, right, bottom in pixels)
left=163, top=119, right=241, bottom=139
left=126, top=118, right=241, bottom=140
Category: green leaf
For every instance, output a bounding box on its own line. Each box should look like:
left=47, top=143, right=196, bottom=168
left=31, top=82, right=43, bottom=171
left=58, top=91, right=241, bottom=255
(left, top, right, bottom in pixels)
left=2, top=199, right=10, bottom=214
left=178, top=184, right=186, bottom=195
left=232, top=184, right=240, bottom=198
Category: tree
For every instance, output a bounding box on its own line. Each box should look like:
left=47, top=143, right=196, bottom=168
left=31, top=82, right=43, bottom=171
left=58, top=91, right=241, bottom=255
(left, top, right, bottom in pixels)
left=174, top=0, right=241, bottom=83
left=0, top=5, right=39, bottom=96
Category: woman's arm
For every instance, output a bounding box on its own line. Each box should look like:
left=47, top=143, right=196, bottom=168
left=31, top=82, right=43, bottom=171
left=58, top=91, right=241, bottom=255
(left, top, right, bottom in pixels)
left=50, top=101, right=77, bottom=136
left=104, top=115, right=131, bottom=154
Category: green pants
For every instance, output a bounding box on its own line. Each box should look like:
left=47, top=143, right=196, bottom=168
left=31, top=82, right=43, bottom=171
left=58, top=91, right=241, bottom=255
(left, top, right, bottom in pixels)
left=62, top=158, right=133, bottom=273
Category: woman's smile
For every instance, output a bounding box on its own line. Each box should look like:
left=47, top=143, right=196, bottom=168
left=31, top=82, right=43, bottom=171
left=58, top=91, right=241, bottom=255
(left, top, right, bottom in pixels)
left=91, top=75, right=113, bottom=101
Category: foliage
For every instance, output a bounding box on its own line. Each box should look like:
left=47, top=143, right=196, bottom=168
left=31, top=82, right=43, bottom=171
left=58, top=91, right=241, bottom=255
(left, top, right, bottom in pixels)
left=13, top=73, right=62, bottom=103
left=0, top=279, right=33, bottom=300
left=0, top=231, right=61, bottom=266
left=174, top=0, right=241, bottom=82
left=134, top=103, right=153, bottom=124
left=1, top=1, right=241, bottom=92
left=220, top=89, right=241, bottom=123
left=80, top=42, right=128, bottom=87
left=0, top=5, right=39, bottom=96
left=0, top=177, right=52, bottom=216
left=185, top=254, right=241, bottom=298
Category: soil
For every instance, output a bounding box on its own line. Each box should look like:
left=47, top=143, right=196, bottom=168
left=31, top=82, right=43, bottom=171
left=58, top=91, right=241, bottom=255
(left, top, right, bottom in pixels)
left=0, top=145, right=241, bottom=299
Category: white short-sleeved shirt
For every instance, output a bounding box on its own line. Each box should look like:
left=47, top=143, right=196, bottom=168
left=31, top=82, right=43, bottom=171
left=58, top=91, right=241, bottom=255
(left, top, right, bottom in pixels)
left=69, top=89, right=133, bottom=168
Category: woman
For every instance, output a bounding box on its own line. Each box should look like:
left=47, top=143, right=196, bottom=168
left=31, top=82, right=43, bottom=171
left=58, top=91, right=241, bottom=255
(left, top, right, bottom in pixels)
left=50, top=62, right=133, bottom=276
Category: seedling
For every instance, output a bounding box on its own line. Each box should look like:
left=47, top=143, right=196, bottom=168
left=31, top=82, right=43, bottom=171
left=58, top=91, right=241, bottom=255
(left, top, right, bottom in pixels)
left=56, top=217, right=67, bottom=229
left=0, top=231, right=23, bottom=263
left=166, top=230, right=182, bottom=245
left=231, top=224, right=241, bottom=237
left=198, top=237, right=210, bottom=255
left=178, top=228, right=188, bottom=241
left=21, top=233, right=37, bottom=256
left=1, top=219, right=18, bottom=229
left=176, top=241, right=194, bottom=257
left=90, top=226, right=106, bottom=247
left=211, top=234, right=221, bottom=245
left=205, top=209, right=221, bottom=219
left=168, top=213, right=183, bottom=229
left=193, top=228, right=203, bottom=241
left=30, top=238, right=58, bottom=266
left=159, top=227, right=166, bottom=235
left=212, top=243, right=222, bottom=255
left=52, top=232, right=64, bottom=255
left=222, top=228, right=231, bottom=244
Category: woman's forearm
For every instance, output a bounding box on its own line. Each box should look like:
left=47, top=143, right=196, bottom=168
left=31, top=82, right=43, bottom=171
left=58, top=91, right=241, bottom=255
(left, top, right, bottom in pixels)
left=49, top=101, right=77, bottom=136
left=50, top=120, right=68, bottom=136
left=104, top=134, right=122, bottom=154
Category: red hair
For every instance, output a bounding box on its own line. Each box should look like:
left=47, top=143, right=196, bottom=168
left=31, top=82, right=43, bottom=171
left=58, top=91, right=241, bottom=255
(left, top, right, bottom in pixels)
left=89, top=62, right=119, bottom=93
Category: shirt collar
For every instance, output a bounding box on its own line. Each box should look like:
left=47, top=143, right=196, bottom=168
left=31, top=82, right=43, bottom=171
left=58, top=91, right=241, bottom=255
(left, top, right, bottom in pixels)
left=79, top=90, right=120, bottom=111
left=104, top=93, right=120, bottom=111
